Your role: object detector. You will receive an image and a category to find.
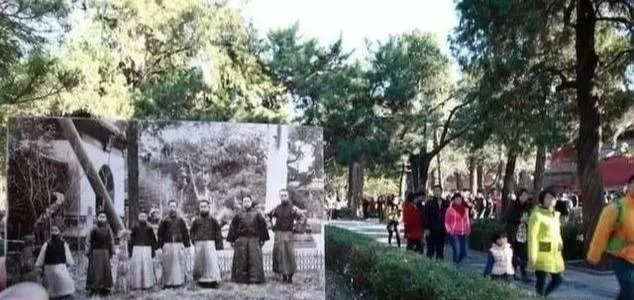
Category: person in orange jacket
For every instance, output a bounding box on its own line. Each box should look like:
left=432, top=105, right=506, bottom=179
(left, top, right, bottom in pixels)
left=588, top=174, right=634, bottom=300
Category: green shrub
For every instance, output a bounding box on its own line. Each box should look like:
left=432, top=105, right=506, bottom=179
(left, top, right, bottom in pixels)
left=469, top=219, right=506, bottom=251
left=326, top=226, right=539, bottom=300
left=469, top=219, right=585, bottom=260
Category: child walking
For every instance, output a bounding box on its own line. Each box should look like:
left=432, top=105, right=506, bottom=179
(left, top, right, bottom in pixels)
left=483, top=232, right=515, bottom=282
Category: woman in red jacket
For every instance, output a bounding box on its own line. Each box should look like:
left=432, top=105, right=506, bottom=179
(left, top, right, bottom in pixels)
left=445, top=193, right=471, bottom=264
left=403, top=193, right=424, bottom=254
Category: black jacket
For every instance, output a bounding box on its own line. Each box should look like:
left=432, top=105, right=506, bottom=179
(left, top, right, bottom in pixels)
left=424, top=197, right=450, bottom=234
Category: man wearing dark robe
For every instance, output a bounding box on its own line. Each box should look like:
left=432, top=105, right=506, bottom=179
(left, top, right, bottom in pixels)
left=86, top=212, right=114, bottom=296
left=267, top=190, right=304, bottom=284
left=129, top=212, right=158, bottom=290
left=190, top=200, right=223, bottom=288
left=157, top=200, right=190, bottom=288
left=227, top=196, right=270, bottom=284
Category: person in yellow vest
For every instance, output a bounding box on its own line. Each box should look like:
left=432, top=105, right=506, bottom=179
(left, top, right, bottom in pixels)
left=588, top=175, right=634, bottom=300
left=528, top=188, right=564, bottom=297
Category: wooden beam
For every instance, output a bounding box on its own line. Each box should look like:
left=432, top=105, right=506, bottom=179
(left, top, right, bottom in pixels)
left=57, top=118, right=124, bottom=233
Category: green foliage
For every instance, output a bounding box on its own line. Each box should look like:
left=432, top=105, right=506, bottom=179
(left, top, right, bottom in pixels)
left=364, top=176, right=399, bottom=197
left=452, top=0, right=633, bottom=152
left=325, top=226, right=539, bottom=300
left=468, top=219, right=506, bottom=252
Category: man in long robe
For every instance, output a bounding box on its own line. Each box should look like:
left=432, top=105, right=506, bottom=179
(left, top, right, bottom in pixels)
left=86, top=212, right=114, bottom=296
left=227, top=196, right=270, bottom=284
left=157, top=200, right=191, bottom=288
left=129, top=212, right=158, bottom=290
left=35, top=226, right=75, bottom=300
left=190, top=200, right=223, bottom=288
left=267, top=190, right=304, bottom=284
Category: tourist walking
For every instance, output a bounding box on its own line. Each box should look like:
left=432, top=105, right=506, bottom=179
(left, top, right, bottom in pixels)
left=190, top=200, right=223, bottom=288
left=528, top=189, right=565, bottom=297
left=34, top=226, right=75, bottom=300
left=267, top=190, right=304, bottom=283
left=424, top=185, right=450, bottom=259
left=85, top=212, right=115, bottom=296
left=157, top=200, right=191, bottom=288
left=385, top=196, right=402, bottom=248
left=227, top=196, right=270, bottom=284
left=403, top=192, right=424, bottom=253
left=483, top=232, right=515, bottom=282
left=445, top=193, right=471, bottom=264
left=129, top=212, right=158, bottom=290
left=505, top=188, right=533, bottom=282
left=588, top=175, right=634, bottom=300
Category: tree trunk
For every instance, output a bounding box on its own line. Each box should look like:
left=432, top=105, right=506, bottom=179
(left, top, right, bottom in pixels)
left=455, top=171, right=463, bottom=191
left=434, top=129, right=443, bottom=190
left=418, top=154, right=432, bottom=192
left=533, top=145, right=546, bottom=193
left=576, top=0, right=604, bottom=253
left=469, top=156, right=477, bottom=194
left=57, top=119, right=124, bottom=233
left=399, top=161, right=406, bottom=199
left=477, top=160, right=484, bottom=190
left=127, top=122, right=139, bottom=229
left=502, top=147, right=518, bottom=212
left=347, top=157, right=365, bottom=215
left=409, top=153, right=420, bottom=193
left=495, top=146, right=504, bottom=189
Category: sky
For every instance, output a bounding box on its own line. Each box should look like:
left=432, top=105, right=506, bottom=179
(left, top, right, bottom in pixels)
left=231, top=0, right=461, bottom=80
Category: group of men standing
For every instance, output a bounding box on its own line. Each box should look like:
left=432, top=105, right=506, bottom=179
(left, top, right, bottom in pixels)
left=35, top=189, right=305, bottom=299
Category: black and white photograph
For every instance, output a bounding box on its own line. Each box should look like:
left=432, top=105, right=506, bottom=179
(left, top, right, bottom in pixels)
left=5, top=117, right=325, bottom=300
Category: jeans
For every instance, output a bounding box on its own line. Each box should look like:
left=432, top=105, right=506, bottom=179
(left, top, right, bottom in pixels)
left=612, top=256, right=634, bottom=300
left=450, top=235, right=468, bottom=264
left=535, top=271, right=563, bottom=296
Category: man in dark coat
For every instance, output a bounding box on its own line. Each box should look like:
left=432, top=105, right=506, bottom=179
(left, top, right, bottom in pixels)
left=86, top=212, right=114, bottom=296
left=504, top=188, right=533, bottom=282
left=129, top=211, right=158, bottom=290
left=424, top=185, right=450, bottom=260
left=267, top=190, right=304, bottom=283
left=190, top=200, right=223, bottom=288
left=227, top=196, right=270, bottom=284
left=157, top=200, right=191, bottom=288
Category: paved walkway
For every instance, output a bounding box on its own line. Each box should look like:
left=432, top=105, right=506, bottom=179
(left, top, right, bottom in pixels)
left=328, top=218, right=620, bottom=300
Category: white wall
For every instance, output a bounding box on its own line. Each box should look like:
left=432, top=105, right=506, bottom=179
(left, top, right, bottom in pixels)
left=48, top=136, right=126, bottom=218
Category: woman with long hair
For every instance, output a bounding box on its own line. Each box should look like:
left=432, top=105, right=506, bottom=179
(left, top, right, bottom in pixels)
left=528, top=188, right=565, bottom=297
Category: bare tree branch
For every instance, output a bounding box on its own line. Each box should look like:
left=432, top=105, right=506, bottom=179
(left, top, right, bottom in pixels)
left=438, top=98, right=474, bottom=145
left=600, top=48, right=634, bottom=72
left=596, top=17, right=633, bottom=30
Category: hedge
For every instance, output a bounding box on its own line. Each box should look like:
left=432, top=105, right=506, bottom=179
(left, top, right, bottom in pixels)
left=325, top=226, right=539, bottom=300
left=469, top=219, right=585, bottom=260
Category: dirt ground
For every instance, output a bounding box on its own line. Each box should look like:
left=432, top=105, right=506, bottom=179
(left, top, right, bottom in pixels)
left=69, top=257, right=324, bottom=300
left=71, top=271, right=324, bottom=300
